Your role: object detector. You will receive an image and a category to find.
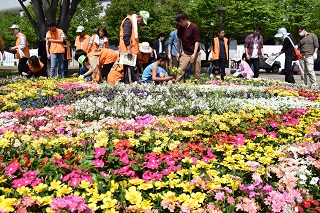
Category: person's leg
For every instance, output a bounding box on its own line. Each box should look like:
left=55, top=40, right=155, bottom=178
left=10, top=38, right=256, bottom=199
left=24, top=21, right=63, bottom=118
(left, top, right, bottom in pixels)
left=176, top=52, right=190, bottom=82
left=251, top=58, right=260, bottom=78
left=191, top=52, right=201, bottom=83
left=57, top=53, right=65, bottom=78
left=50, top=54, right=57, bottom=78
left=299, top=58, right=307, bottom=85
left=305, top=56, right=317, bottom=85
left=219, top=58, right=227, bottom=80
left=172, top=56, right=179, bottom=68
left=284, top=57, right=295, bottom=83
left=18, top=58, right=28, bottom=76
left=63, top=60, right=69, bottom=78
left=101, top=63, right=114, bottom=80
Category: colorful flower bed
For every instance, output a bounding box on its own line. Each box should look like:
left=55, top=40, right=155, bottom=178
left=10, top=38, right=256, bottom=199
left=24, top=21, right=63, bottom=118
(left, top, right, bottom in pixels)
left=0, top=77, right=320, bottom=213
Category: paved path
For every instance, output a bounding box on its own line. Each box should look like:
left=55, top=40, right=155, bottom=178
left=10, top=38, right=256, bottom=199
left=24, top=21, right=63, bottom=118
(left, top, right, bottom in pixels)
left=1, top=66, right=319, bottom=85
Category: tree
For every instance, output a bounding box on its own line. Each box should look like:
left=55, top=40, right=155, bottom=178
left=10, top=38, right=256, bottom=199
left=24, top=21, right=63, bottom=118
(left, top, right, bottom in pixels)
left=17, top=0, right=83, bottom=41
left=0, top=12, right=21, bottom=47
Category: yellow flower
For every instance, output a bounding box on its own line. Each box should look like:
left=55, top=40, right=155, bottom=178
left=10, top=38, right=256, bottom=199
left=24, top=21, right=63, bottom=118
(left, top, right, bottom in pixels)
left=89, top=193, right=103, bottom=203
left=56, top=185, right=73, bottom=197
left=137, top=182, right=153, bottom=191
left=125, top=186, right=142, bottom=205
left=0, top=196, right=16, bottom=212
left=153, top=147, right=162, bottom=154
left=79, top=180, right=92, bottom=189
left=110, top=180, right=119, bottom=192
left=101, top=199, right=118, bottom=209
left=48, top=180, right=62, bottom=191
left=191, top=192, right=206, bottom=203
left=33, top=183, right=48, bottom=193
left=17, top=186, right=32, bottom=195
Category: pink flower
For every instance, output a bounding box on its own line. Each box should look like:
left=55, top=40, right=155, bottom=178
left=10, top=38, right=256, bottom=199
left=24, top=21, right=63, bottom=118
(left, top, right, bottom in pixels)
left=215, top=191, right=225, bottom=201
left=161, top=200, right=170, bottom=208
left=5, top=163, right=20, bottom=176
left=93, top=148, right=106, bottom=159
left=227, top=196, right=235, bottom=204
left=270, top=122, right=278, bottom=128
left=92, top=159, right=104, bottom=168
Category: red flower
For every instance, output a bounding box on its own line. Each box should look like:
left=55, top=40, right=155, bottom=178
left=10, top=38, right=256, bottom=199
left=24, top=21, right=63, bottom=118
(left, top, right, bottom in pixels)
left=303, top=200, right=311, bottom=209
left=295, top=205, right=304, bottom=212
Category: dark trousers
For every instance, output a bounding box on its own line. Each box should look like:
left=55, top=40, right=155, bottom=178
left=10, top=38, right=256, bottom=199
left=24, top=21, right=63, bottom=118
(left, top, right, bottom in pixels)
left=18, top=57, right=29, bottom=76
left=218, top=58, right=227, bottom=80
left=101, top=63, right=114, bottom=80
left=284, top=55, right=295, bottom=83
left=249, top=58, right=260, bottom=78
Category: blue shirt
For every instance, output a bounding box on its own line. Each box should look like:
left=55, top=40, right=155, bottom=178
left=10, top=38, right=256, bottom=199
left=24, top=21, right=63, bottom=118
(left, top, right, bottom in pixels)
left=142, top=62, right=168, bottom=83
left=219, top=39, right=226, bottom=59
left=168, top=30, right=178, bottom=56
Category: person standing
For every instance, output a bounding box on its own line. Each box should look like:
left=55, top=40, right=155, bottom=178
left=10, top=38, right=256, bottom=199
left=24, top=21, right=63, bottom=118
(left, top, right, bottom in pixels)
left=153, top=33, right=165, bottom=59
left=167, top=25, right=179, bottom=68
left=9, top=24, right=30, bottom=75
left=298, top=26, right=319, bottom=87
left=88, top=26, right=108, bottom=53
left=175, top=11, right=201, bottom=84
left=46, top=21, right=66, bottom=78
left=75, top=26, right=90, bottom=53
left=244, top=25, right=264, bottom=78
left=119, top=10, right=150, bottom=83
left=274, top=28, right=295, bottom=83
left=0, top=35, right=5, bottom=61
left=210, top=29, right=228, bottom=80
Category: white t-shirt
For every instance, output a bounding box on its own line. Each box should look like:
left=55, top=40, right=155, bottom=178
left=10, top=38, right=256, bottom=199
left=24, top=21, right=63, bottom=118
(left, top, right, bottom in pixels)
left=251, top=36, right=259, bottom=58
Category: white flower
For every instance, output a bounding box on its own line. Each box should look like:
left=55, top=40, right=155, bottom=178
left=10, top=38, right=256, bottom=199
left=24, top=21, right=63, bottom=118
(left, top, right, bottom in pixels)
left=310, top=177, right=319, bottom=185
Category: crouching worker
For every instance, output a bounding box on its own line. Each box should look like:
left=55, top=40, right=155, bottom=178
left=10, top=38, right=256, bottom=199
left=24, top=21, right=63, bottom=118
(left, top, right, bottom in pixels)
left=107, top=63, right=124, bottom=84
left=141, top=53, right=175, bottom=83
left=75, top=48, right=119, bottom=82
left=22, top=55, right=46, bottom=78
left=233, top=58, right=254, bottom=79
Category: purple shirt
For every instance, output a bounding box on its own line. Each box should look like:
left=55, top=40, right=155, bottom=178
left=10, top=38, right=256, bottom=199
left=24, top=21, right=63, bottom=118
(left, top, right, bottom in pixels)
left=244, top=33, right=264, bottom=60
left=177, top=22, right=200, bottom=55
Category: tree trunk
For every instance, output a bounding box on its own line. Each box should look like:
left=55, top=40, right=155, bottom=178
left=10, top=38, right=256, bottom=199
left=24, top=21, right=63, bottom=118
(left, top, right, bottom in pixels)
left=18, top=0, right=82, bottom=40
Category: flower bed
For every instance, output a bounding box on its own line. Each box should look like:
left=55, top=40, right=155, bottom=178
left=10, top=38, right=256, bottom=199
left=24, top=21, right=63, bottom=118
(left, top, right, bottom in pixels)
left=0, top=77, right=320, bottom=213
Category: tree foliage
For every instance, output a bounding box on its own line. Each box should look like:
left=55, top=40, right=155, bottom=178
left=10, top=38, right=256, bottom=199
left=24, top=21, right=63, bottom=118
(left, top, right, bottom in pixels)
left=0, top=12, right=21, bottom=48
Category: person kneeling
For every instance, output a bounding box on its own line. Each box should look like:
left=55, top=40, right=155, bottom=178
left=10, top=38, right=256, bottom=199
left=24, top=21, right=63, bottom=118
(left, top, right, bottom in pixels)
left=77, top=55, right=93, bottom=81
left=141, top=53, right=175, bottom=83
left=233, top=58, right=254, bottom=79
left=22, top=55, right=46, bottom=78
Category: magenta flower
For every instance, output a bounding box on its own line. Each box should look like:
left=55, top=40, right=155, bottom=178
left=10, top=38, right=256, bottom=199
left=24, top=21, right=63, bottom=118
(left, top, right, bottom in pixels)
left=92, top=159, right=104, bottom=168
left=270, top=121, right=278, bottom=128
left=4, top=163, right=20, bottom=176
left=93, top=147, right=106, bottom=159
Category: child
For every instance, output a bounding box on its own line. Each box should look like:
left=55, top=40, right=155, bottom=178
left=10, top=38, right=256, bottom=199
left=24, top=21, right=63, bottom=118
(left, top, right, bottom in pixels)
left=75, top=48, right=119, bottom=82
left=233, top=58, right=254, bottom=79
left=22, top=55, right=46, bottom=78
left=141, top=53, right=175, bottom=83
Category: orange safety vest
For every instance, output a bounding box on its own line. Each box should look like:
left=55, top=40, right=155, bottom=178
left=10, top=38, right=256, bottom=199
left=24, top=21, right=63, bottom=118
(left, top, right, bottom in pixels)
left=211, top=37, right=228, bottom=60
left=107, top=63, right=124, bottom=84
left=119, top=15, right=139, bottom=55
left=28, top=61, right=44, bottom=74
left=90, top=35, right=108, bottom=52
left=46, top=28, right=65, bottom=54
left=75, top=34, right=90, bottom=53
left=138, top=51, right=150, bottom=65
left=64, top=40, right=71, bottom=60
left=16, top=33, right=30, bottom=59
left=87, top=48, right=119, bottom=66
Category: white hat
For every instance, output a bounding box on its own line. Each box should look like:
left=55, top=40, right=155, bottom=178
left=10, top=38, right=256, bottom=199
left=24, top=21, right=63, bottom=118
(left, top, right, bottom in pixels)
left=275, top=28, right=289, bottom=38
left=139, top=42, right=152, bottom=53
left=76, top=26, right=85, bottom=33
left=10, top=24, right=20, bottom=29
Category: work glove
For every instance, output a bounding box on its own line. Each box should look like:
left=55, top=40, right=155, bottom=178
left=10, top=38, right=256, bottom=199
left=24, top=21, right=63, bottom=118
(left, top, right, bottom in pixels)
left=79, top=75, right=84, bottom=79
left=313, top=53, right=318, bottom=60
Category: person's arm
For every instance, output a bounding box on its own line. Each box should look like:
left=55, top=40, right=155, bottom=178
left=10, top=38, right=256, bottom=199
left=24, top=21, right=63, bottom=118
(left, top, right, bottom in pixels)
left=123, top=19, right=132, bottom=56
left=190, top=26, right=200, bottom=62
left=176, top=38, right=181, bottom=61
left=46, top=35, right=50, bottom=59
left=167, top=33, right=173, bottom=61
left=244, top=35, right=250, bottom=60
left=260, top=36, right=264, bottom=58
left=48, top=30, right=65, bottom=43
left=313, top=34, right=318, bottom=58
left=151, top=65, right=173, bottom=82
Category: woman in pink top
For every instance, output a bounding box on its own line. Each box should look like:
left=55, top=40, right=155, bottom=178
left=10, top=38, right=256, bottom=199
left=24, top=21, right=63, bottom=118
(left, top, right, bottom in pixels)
left=234, top=59, right=254, bottom=79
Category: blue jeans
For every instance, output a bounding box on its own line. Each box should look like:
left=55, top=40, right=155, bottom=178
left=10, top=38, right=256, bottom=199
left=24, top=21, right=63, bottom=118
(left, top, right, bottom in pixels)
left=50, top=53, right=65, bottom=78
left=79, top=66, right=92, bottom=81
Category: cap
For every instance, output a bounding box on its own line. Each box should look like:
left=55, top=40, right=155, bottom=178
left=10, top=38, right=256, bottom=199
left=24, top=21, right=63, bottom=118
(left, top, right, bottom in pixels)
left=139, top=42, right=152, bottom=53
left=76, top=26, right=85, bottom=33
left=139, top=11, right=150, bottom=25
left=78, top=55, right=86, bottom=67
left=274, top=28, right=288, bottom=38
left=10, top=24, right=20, bottom=29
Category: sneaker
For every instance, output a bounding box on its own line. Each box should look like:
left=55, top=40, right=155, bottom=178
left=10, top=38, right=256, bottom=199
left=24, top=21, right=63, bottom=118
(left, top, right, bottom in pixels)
left=311, top=84, right=318, bottom=89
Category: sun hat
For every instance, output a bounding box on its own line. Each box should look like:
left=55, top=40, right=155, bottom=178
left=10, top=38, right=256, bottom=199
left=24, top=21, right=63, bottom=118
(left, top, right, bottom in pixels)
left=76, top=26, right=85, bottom=33
left=274, top=28, right=289, bottom=38
left=78, top=55, right=86, bottom=67
left=10, top=24, right=20, bottom=29
left=139, top=42, right=152, bottom=53
left=139, top=11, right=150, bottom=25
